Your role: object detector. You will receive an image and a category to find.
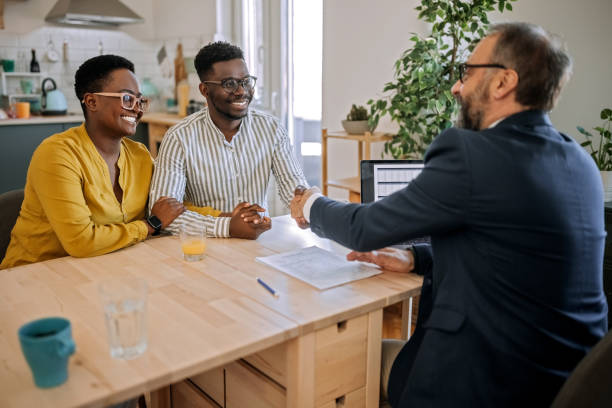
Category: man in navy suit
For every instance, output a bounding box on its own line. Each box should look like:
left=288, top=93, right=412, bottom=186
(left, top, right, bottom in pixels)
left=291, top=22, right=608, bottom=407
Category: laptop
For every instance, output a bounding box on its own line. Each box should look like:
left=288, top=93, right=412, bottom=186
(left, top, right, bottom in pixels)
left=360, top=160, right=430, bottom=246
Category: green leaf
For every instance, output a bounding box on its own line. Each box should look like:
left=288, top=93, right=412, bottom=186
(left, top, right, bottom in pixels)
left=505, top=3, right=513, bottom=11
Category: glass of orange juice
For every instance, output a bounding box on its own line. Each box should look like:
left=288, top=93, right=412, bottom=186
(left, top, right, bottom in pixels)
left=179, top=224, right=207, bottom=261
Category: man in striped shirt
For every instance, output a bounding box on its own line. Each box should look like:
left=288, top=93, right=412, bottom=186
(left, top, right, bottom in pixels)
left=149, top=41, right=307, bottom=239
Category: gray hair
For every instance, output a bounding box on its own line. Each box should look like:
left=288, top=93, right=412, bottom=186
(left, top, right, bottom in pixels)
left=488, top=22, right=572, bottom=111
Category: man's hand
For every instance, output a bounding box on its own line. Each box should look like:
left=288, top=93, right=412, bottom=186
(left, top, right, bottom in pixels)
left=346, top=247, right=415, bottom=274
left=221, top=202, right=267, bottom=224
left=151, top=196, right=185, bottom=228
left=290, top=185, right=320, bottom=229
left=229, top=203, right=272, bottom=239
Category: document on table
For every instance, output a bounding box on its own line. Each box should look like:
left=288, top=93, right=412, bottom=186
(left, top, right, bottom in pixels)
left=256, top=246, right=382, bottom=290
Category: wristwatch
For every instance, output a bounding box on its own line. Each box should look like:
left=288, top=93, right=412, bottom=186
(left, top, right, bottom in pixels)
left=146, top=215, right=162, bottom=236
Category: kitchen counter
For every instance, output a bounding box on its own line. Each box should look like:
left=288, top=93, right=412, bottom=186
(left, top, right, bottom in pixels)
left=0, top=114, right=84, bottom=126
left=141, top=112, right=182, bottom=126
left=141, top=112, right=184, bottom=157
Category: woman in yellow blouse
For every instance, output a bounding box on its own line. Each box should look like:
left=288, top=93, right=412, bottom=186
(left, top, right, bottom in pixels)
left=1, top=55, right=186, bottom=269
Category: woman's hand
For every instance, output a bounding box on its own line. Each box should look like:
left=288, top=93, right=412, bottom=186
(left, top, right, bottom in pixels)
left=151, top=196, right=185, bottom=228
left=346, top=247, right=415, bottom=274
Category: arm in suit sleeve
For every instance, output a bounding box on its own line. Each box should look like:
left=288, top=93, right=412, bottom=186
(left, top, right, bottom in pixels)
left=411, top=243, right=433, bottom=276
left=309, top=129, right=471, bottom=251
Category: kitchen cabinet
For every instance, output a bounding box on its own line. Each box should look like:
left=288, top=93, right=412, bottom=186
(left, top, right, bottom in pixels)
left=0, top=119, right=148, bottom=194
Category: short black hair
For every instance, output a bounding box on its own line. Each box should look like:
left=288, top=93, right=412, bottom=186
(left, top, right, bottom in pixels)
left=194, top=41, right=244, bottom=81
left=74, top=54, right=135, bottom=115
left=488, top=23, right=572, bottom=111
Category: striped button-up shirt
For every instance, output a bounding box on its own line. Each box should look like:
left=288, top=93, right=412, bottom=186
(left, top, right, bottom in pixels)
left=149, top=108, right=307, bottom=237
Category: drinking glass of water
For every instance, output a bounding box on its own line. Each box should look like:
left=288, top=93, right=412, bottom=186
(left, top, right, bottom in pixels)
left=98, top=277, right=148, bottom=360
left=180, top=224, right=207, bottom=261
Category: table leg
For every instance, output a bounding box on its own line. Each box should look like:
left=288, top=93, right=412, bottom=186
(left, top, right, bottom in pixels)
left=149, top=385, right=171, bottom=408
left=400, top=297, right=413, bottom=340
left=286, top=332, right=316, bottom=408
left=366, top=309, right=383, bottom=407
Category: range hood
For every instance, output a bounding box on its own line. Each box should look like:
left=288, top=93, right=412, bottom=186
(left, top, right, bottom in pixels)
left=45, top=0, right=144, bottom=27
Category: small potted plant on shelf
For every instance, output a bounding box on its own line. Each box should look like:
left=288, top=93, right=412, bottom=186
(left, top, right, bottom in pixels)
left=342, top=104, right=375, bottom=134
left=578, top=107, right=612, bottom=201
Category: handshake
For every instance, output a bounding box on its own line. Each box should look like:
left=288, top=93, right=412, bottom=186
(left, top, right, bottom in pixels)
left=290, top=185, right=321, bottom=229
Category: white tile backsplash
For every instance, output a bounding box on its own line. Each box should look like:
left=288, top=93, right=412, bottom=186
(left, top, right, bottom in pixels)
left=0, top=26, right=208, bottom=112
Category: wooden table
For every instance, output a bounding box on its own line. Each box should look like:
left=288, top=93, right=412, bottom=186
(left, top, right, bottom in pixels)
left=0, top=216, right=422, bottom=408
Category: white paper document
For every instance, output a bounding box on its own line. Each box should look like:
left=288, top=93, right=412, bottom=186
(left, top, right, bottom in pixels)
left=256, top=246, right=382, bottom=290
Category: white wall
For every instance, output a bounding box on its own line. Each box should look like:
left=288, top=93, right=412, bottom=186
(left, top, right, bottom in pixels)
left=322, top=0, right=612, bottom=199
left=322, top=0, right=426, bottom=197
left=488, top=0, right=612, bottom=137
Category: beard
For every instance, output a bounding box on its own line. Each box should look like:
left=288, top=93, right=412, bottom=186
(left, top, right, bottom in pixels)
left=208, top=91, right=252, bottom=121
left=455, top=79, right=490, bottom=131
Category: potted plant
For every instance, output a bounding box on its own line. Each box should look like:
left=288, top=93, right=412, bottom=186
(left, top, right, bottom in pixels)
left=342, top=104, right=375, bottom=134
left=578, top=107, right=612, bottom=201
left=368, top=0, right=517, bottom=159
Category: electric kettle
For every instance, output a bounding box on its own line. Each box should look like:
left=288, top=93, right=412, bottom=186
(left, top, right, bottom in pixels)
left=41, top=78, right=67, bottom=116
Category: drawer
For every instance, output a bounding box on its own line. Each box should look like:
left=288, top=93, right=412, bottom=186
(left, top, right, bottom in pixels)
left=315, top=314, right=368, bottom=406
left=226, top=360, right=285, bottom=408
left=190, top=366, right=225, bottom=407
left=318, top=386, right=366, bottom=408
left=242, top=342, right=287, bottom=386
left=172, top=380, right=221, bottom=408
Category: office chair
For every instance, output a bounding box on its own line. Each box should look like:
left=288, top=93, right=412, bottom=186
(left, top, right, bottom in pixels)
left=550, top=329, right=612, bottom=408
left=0, top=189, right=24, bottom=262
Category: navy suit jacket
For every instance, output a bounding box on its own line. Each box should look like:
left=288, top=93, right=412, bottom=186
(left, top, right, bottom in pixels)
left=309, top=110, right=608, bottom=407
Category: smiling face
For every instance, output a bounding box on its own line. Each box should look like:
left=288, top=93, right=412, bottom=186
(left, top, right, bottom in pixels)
left=199, top=58, right=253, bottom=121
left=92, top=68, right=143, bottom=137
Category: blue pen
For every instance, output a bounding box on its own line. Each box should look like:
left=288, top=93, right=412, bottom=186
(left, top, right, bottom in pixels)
left=256, top=277, right=279, bottom=298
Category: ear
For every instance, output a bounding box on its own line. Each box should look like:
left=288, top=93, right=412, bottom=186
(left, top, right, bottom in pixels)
left=199, top=82, right=208, bottom=98
left=81, top=94, right=98, bottom=113
left=492, top=68, right=519, bottom=100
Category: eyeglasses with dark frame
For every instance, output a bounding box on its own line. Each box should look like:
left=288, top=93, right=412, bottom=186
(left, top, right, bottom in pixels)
left=87, top=92, right=150, bottom=112
left=458, top=63, right=507, bottom=83
left=203, top=76, right=257, bottom=93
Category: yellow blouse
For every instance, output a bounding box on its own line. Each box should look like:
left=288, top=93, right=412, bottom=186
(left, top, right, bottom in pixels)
left=1, top=124, right=152, bottom=269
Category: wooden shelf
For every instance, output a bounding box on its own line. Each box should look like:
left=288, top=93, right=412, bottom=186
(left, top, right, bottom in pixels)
left=321, top=128, right=392, bottom=203
left=326, top=176, right=360, bottom=192
left=325, top=130, right=393, bottom=143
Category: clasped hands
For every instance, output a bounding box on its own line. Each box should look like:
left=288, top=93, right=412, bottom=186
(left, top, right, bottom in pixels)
left=227, top=202, right=271, bottom=239
left=290, top=185, right=320, bottom=229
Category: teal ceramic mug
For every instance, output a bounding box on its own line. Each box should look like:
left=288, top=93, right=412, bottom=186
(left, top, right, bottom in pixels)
left=2, top=59, right=15, bottom=72
left=18, top=317, right=76, bottom=388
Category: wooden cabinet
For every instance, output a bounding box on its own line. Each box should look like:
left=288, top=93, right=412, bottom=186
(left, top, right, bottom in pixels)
left=171, top=380, right=221, bottom=408
left=177, top=313, right=379, bottom=408
left=140, top=113, right=182, bottom=157
left=321, top=129, right=392, bottom=203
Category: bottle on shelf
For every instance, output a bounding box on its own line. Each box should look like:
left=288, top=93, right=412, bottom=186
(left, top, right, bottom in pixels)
left=30, top=49, right=40, bottom=73
left=17, top=50, right=27, bottom=72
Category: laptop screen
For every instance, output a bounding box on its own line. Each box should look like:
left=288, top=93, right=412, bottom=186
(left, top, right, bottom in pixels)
left=360, top=160, right=425, bottom=203
left=360, top=160, right=429, bottom=247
